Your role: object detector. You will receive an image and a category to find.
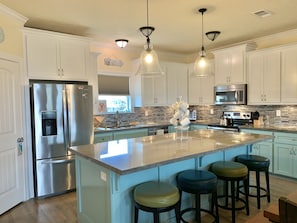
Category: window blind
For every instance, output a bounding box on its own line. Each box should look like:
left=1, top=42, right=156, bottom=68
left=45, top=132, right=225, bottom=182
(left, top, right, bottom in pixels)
left=98, top=75, right=130, bottom=95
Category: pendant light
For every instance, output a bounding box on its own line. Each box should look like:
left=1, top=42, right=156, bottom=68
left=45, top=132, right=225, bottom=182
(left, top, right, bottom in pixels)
left=192, top=8, right=211, bottom=77
left=136, top=0, right=164, bottom=77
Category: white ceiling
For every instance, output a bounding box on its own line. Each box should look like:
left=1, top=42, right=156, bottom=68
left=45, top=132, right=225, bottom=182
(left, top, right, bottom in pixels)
left=1, top=0, right=297, bottom=54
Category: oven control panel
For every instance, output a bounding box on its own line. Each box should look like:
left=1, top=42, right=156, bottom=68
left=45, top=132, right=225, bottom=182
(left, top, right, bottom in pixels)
left=223, top=111, right=251, bottom=120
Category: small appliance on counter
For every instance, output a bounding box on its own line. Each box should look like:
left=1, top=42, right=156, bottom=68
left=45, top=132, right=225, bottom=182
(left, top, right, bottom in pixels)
left=189, top=110, right=197, bottom=121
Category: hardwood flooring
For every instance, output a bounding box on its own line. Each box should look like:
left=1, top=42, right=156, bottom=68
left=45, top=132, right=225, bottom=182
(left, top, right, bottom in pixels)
left=0, top=173, right=296, bottom=223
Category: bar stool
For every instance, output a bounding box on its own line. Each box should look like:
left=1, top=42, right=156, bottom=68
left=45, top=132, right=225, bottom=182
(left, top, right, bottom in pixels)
left=133, top=181, right=180, bottom=223
left=176, top=169, right=219, bottom=223
left=235, top=154, right=270, bottom=209
left=210, top=161, right=249, bottom=223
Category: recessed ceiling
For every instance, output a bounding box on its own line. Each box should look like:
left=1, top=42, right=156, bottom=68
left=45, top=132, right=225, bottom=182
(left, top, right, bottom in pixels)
left=1, top=0, right=297, bottom=54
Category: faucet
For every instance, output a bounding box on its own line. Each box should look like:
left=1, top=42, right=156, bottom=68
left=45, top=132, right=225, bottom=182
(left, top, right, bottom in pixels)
left=115, top=111, right=121, bottom=127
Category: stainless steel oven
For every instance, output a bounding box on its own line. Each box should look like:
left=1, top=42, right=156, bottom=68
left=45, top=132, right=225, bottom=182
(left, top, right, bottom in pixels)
left=207, top=111, right=254, bottom=132
left=214, top=84, right=247, bottom=105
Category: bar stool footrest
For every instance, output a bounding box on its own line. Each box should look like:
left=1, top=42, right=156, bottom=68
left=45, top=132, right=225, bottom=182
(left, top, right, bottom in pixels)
left=238, top=185, right=268, bottom=198
left=180, top=207, right=217, bottom=223
left=217, top=195, right=247, bottom=211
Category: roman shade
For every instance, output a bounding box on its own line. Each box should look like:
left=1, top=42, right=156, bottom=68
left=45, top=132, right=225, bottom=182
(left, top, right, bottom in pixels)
left=98, top=75, right=130, bottom=95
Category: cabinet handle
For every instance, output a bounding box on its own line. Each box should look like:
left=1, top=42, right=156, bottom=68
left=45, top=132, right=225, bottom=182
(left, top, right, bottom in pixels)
left=61, top=68, right=64, bottom=76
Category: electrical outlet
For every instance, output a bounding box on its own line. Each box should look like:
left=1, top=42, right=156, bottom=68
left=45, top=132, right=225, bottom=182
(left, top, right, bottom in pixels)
left=145, top=110, right=149, bottom=116
left=276, top=110, right=281, bottom=117
left=210, top=109, right=214, bottom=115
left=100, top=171, right=107, bottom=181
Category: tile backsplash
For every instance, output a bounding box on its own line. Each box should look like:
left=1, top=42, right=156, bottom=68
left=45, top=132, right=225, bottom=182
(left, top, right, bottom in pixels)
left=95, top=105, right=297, bottom=127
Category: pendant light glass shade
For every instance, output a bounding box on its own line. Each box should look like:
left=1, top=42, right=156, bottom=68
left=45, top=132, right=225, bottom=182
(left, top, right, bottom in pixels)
left=137, top=43, right=164, bottom=76
left=136, top=0, right=163, bottom=76
left=192, top=8, right=212, bottom=77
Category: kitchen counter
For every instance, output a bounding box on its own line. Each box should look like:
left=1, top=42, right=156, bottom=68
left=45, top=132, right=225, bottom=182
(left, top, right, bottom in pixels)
left=241, top=124, right=297, bottom=133
left=71, top=129, right=272, bottom=175
left=70, top=130, right=271, bottom=223
left=94, top=121, right=171, bottom=133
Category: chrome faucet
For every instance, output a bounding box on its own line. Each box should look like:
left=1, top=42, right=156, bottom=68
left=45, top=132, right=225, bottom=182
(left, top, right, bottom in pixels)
left=115, top=111, right=121, bottom=127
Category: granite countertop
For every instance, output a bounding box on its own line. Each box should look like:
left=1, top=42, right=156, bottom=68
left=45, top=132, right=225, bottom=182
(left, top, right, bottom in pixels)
left=94, top=121, right=171, bottom=133
left=70, top=129, right=272, bottom=175
left=240, top=124, right=297, bottom=133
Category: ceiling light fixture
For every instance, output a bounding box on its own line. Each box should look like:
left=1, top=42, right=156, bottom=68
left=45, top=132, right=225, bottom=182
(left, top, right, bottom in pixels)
left=115, top=39, right=128, bottom=48
left=206, top=31, right=221, bottom=41
left=192, top=8, right=212, bottom=77
left=136, top=0, right=164, bottom=76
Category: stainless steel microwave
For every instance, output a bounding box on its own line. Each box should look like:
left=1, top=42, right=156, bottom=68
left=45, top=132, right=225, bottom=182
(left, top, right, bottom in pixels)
left=214, top=84, right=247, bottom=105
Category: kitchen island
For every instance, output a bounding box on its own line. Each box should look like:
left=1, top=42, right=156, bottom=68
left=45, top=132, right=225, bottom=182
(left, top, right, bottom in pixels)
left=70, top=129, right=272, bottom=223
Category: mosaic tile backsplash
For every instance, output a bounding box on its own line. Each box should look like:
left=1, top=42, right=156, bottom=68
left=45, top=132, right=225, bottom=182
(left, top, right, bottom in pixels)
left=95, top=105, right=297, bottom=127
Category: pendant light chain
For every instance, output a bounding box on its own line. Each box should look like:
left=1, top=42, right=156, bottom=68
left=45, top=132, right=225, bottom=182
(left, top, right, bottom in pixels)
left=201, top=10, right=204, bottom=51
left=146, top=0, right=149, bottom=27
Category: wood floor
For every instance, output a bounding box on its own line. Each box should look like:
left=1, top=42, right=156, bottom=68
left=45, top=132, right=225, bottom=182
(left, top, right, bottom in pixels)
left=0, top=173, right=296, bottom=223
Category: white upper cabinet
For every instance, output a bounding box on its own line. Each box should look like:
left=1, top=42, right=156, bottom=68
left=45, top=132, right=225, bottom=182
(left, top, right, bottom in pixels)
left=213, top=43, right=256, bottom=86
left=188, top=62, right=214, bottom=105
left=281, top=45, right=297, bottom=104
left=247, top=49, right=281, bottom=104
left=134, top=75, right=167, bottom=106
left=164, top=62, right=188, bottom=105
left=131, top=60, right=167, bottom=107
left=24, top=29, right=90, bottom=81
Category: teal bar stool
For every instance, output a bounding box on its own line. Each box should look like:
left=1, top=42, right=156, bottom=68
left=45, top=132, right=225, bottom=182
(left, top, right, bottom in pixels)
left=176, top=169, right=219, bottom=223
left=235, top=154, right=270, bottom=209
left=210, top=161, right=249, bottom=223
left=133, top=181, right=180, bottom=223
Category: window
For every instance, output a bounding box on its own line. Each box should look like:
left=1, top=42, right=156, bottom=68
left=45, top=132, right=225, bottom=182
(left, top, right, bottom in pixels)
left=98, top=75, right=132, bottom=113
left=98, top=95, right=132, bottom=113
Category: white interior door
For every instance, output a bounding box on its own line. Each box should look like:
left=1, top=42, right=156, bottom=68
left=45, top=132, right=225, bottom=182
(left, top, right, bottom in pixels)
left=0, top=57, right=25, bottom=214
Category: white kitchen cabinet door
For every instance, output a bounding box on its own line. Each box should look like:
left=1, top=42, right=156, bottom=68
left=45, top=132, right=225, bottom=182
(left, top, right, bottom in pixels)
left=188, top=63, right=214, bottom=105
left=165, top=62, right=188, bottom=105
left=248, top=50, right=281, bottom=104
left=25, top=33, right=59, bottom=78
left=136, top=75, right=167, bottom=106
left=25, top=29, right=89, bottom=81
left=281, top=45, right=297, bottom=104
left=213, top=44, right=255, bottom=86
left=58, top=38, right=88, bottom=80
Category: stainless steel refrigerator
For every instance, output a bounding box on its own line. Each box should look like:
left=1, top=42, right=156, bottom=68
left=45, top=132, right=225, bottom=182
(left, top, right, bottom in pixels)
left=30, top=81, right=94, bottom=198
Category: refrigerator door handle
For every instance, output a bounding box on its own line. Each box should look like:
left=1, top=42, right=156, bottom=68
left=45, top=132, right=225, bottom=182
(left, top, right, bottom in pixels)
left=40, top=158, right=75, bottom=164
left=62, top=88, right=70, bottom=150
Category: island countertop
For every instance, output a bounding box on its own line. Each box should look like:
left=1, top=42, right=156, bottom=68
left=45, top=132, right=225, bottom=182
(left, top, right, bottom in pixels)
left=70, top=129, right=272, bottom=175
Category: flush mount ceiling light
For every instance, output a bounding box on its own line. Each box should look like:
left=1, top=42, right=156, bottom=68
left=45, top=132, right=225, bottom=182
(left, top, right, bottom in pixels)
left=206, top=31, right=221, bottom=41
left=192, top=8, right=212, bottom=77
left=115, top=39, right=128, bottom=48
left=136, top=0, right=164, bottom=77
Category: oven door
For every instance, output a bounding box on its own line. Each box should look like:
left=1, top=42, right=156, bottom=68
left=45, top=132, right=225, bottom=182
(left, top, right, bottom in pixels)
left=207, top=124, right=240, bottom=132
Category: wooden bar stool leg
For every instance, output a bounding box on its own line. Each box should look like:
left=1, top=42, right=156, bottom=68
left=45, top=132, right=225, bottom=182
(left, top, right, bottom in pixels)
left=225, top=181, right=229, bottom=207
left=195, top=194, right=201, bottom=223
left=153, top=210, right=159, bottom=223
left=214, top=190, right=220, bottom=223
left=134, top=207, right=139, bottom=223
left=265, top=169, right=271, bottom=203
left=231, top=181, right=236, bottom=223
left=244, top=178, right=250, bottom=215
left=256, top=170, right=261, bottom=209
